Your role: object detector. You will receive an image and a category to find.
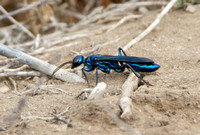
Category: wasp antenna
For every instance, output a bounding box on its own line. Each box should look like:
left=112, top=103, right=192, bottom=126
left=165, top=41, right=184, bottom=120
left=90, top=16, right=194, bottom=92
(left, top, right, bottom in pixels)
left=48, top=61, right=73, bottom=81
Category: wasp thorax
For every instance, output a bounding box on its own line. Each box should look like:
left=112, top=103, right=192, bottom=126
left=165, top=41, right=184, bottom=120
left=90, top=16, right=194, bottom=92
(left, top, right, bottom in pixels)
left=72, top=55, right=84, bottom=68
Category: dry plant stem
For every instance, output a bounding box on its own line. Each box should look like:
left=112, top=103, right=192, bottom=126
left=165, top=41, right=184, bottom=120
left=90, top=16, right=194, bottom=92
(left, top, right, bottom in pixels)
left=9, top=33, right=87, bottom=51
left=0, top=71, right=41, bottom=78
left=30, top=41, right=80, bottom=55
left=71, top=1, right=167, bottom=32
left=46, top=33, right=87, bottom=48
left=8, top=77, right=21, bottom=95
left=18, top=75, right=46, bottom=96
left=20, top=115, right=52, bottom=121
left=39, top=85, right=68, bottom=94
left=35, top=34, right=40, bottom=49
left=0, top=0, right=50, bottom=21
left=21, top=106, right=70, bottom=123
left=49, top=113, right=68, bottom=124
left=0, top=58, right=18, bottom=66
left=0, top=6, right=35, bottom=39
left=107, top=14, right=142, bottom=32
left=119, top=73, right=139, bottom=120
left=0, top=44, right=84, bottom=82
left=0, top=65, right=29, bottom=73
left=99, top=99, right=140, bottom=135
left=88, top=82, right=107, bottom=99
left=121, top=0, right=178, bottom=52
left=21, top=114, right=69, bottom=124
left=65, top=10, right=85, bottom=19
left=57, top=106, right=71, bottom=116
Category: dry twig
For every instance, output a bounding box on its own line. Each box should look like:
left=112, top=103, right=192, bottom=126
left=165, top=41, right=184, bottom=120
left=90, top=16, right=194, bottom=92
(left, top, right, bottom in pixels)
left=0, top=5, right=35, bottom=39
left=0, top=58, right=18, bottom=66
left=8, top=77, right=20, bottom=95
left=39, top=85, right=68, bottom=94
left=0, top=65, right=29, bottom=73
left=119, top=73, right=139, bottom=120
left=70, top=1, right=167, bottom=32
left=20, top=106, right=71, bottom=125
left=107, top=14, right=142, bottom=32
left=121, top=0, right=178, bottom=52
left=0, top=44, right=84, bottom=82
left=89, top=82, right=107, bottom=99
left=0, top=71, right=41, bottom=78
left=30, top=41, right=81, bottom=55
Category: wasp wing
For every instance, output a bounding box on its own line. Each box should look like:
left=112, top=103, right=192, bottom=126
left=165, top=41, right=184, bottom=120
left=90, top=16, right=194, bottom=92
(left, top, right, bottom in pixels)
left=94, top=55, right=154, bottom=65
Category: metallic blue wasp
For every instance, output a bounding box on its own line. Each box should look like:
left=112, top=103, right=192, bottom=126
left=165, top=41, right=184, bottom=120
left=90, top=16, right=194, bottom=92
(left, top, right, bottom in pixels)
left=50, top=48, right=160, bottom=86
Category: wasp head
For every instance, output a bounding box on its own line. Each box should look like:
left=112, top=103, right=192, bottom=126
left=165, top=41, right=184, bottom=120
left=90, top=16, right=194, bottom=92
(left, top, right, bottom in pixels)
left=72, top=55, right=84, bottom=68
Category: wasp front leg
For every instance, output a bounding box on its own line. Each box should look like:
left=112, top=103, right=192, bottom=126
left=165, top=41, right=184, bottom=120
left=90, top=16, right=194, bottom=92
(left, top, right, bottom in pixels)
left=82, top=67, right=94, bottom=87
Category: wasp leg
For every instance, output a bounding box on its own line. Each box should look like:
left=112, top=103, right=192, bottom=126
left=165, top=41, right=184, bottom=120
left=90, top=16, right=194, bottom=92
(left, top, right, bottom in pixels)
left=125, top=63, right=153, bottom=86
left=118, top=48, right=127, bottom=56
left=82, top=67, right=93, bottom=87
left=96, top=68, right=98, bottom=85
left=118, top=48, right=131, bottom=71
left=82, top=68, right=90, bottom=87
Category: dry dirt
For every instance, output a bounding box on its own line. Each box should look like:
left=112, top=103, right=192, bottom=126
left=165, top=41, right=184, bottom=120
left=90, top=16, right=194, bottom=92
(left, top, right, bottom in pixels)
left=0, top=5, right=200, bottom=135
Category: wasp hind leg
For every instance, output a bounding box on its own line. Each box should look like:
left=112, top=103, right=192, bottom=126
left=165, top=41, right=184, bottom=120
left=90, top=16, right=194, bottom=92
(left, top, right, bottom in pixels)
left=125, top=64, right=153, bottom=86
left=118, top=48, right=127, bottom=56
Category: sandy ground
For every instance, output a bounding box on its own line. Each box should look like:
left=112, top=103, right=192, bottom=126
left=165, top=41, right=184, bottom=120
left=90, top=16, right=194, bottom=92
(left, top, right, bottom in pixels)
left=0, top=4, right=200, bottom=135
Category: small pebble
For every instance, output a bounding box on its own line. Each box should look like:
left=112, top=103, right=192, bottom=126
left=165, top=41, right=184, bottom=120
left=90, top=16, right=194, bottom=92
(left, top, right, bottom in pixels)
left=185, top=4, right=196, bottom=13
left=0, top=86, right=10, bottom=93
left=138, top=6, right=149, bottom=14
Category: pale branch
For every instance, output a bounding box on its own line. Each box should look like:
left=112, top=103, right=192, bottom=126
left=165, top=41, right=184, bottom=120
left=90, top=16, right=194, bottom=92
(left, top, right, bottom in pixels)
left=107, top=14, right=142, bottom=32
left=0, top=44, right=85, bottom=82
left=30, top=41, right=80, bottom=55
left=119, top=73, right=139, bottom=120
left=121, top=0, right=178, bottom=52
left=70, top=1, right=167, bottom=32
left=65, top=9, right=85, bottom=20
left=20, top=116, right=52, bottom=121
left=9, top=33, right=87, bottom=52
left=0, top=71, right=41, bottom=78
left=57, top=106, right=71, bottom=116
left=16, top=75, right=46, bottom=96
left=0, top=65, right=29, bottom=73
left=39, top=85, right=68, bottom=94
left=0, top=5, right=35, bottom=39
left=8, top=77, right=20, bottom=95
left=20, top=106, right=71, bottom=125
left=89, top=82, right=107, bottom=99
left=0, top=58, right=18, bottom=66
left=46, top=34, right=87, bottom=48
left=35, top=34, right=41, bottom=49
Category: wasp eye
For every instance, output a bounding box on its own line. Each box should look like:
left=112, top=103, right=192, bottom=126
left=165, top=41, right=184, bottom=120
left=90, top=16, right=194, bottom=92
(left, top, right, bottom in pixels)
left=72, top=55, right=84, bottom=68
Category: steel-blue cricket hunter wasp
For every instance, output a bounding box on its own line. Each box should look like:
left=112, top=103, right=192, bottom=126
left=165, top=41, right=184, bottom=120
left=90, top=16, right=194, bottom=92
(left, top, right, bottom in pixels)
left=49, top=48, right=160, bottom=86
